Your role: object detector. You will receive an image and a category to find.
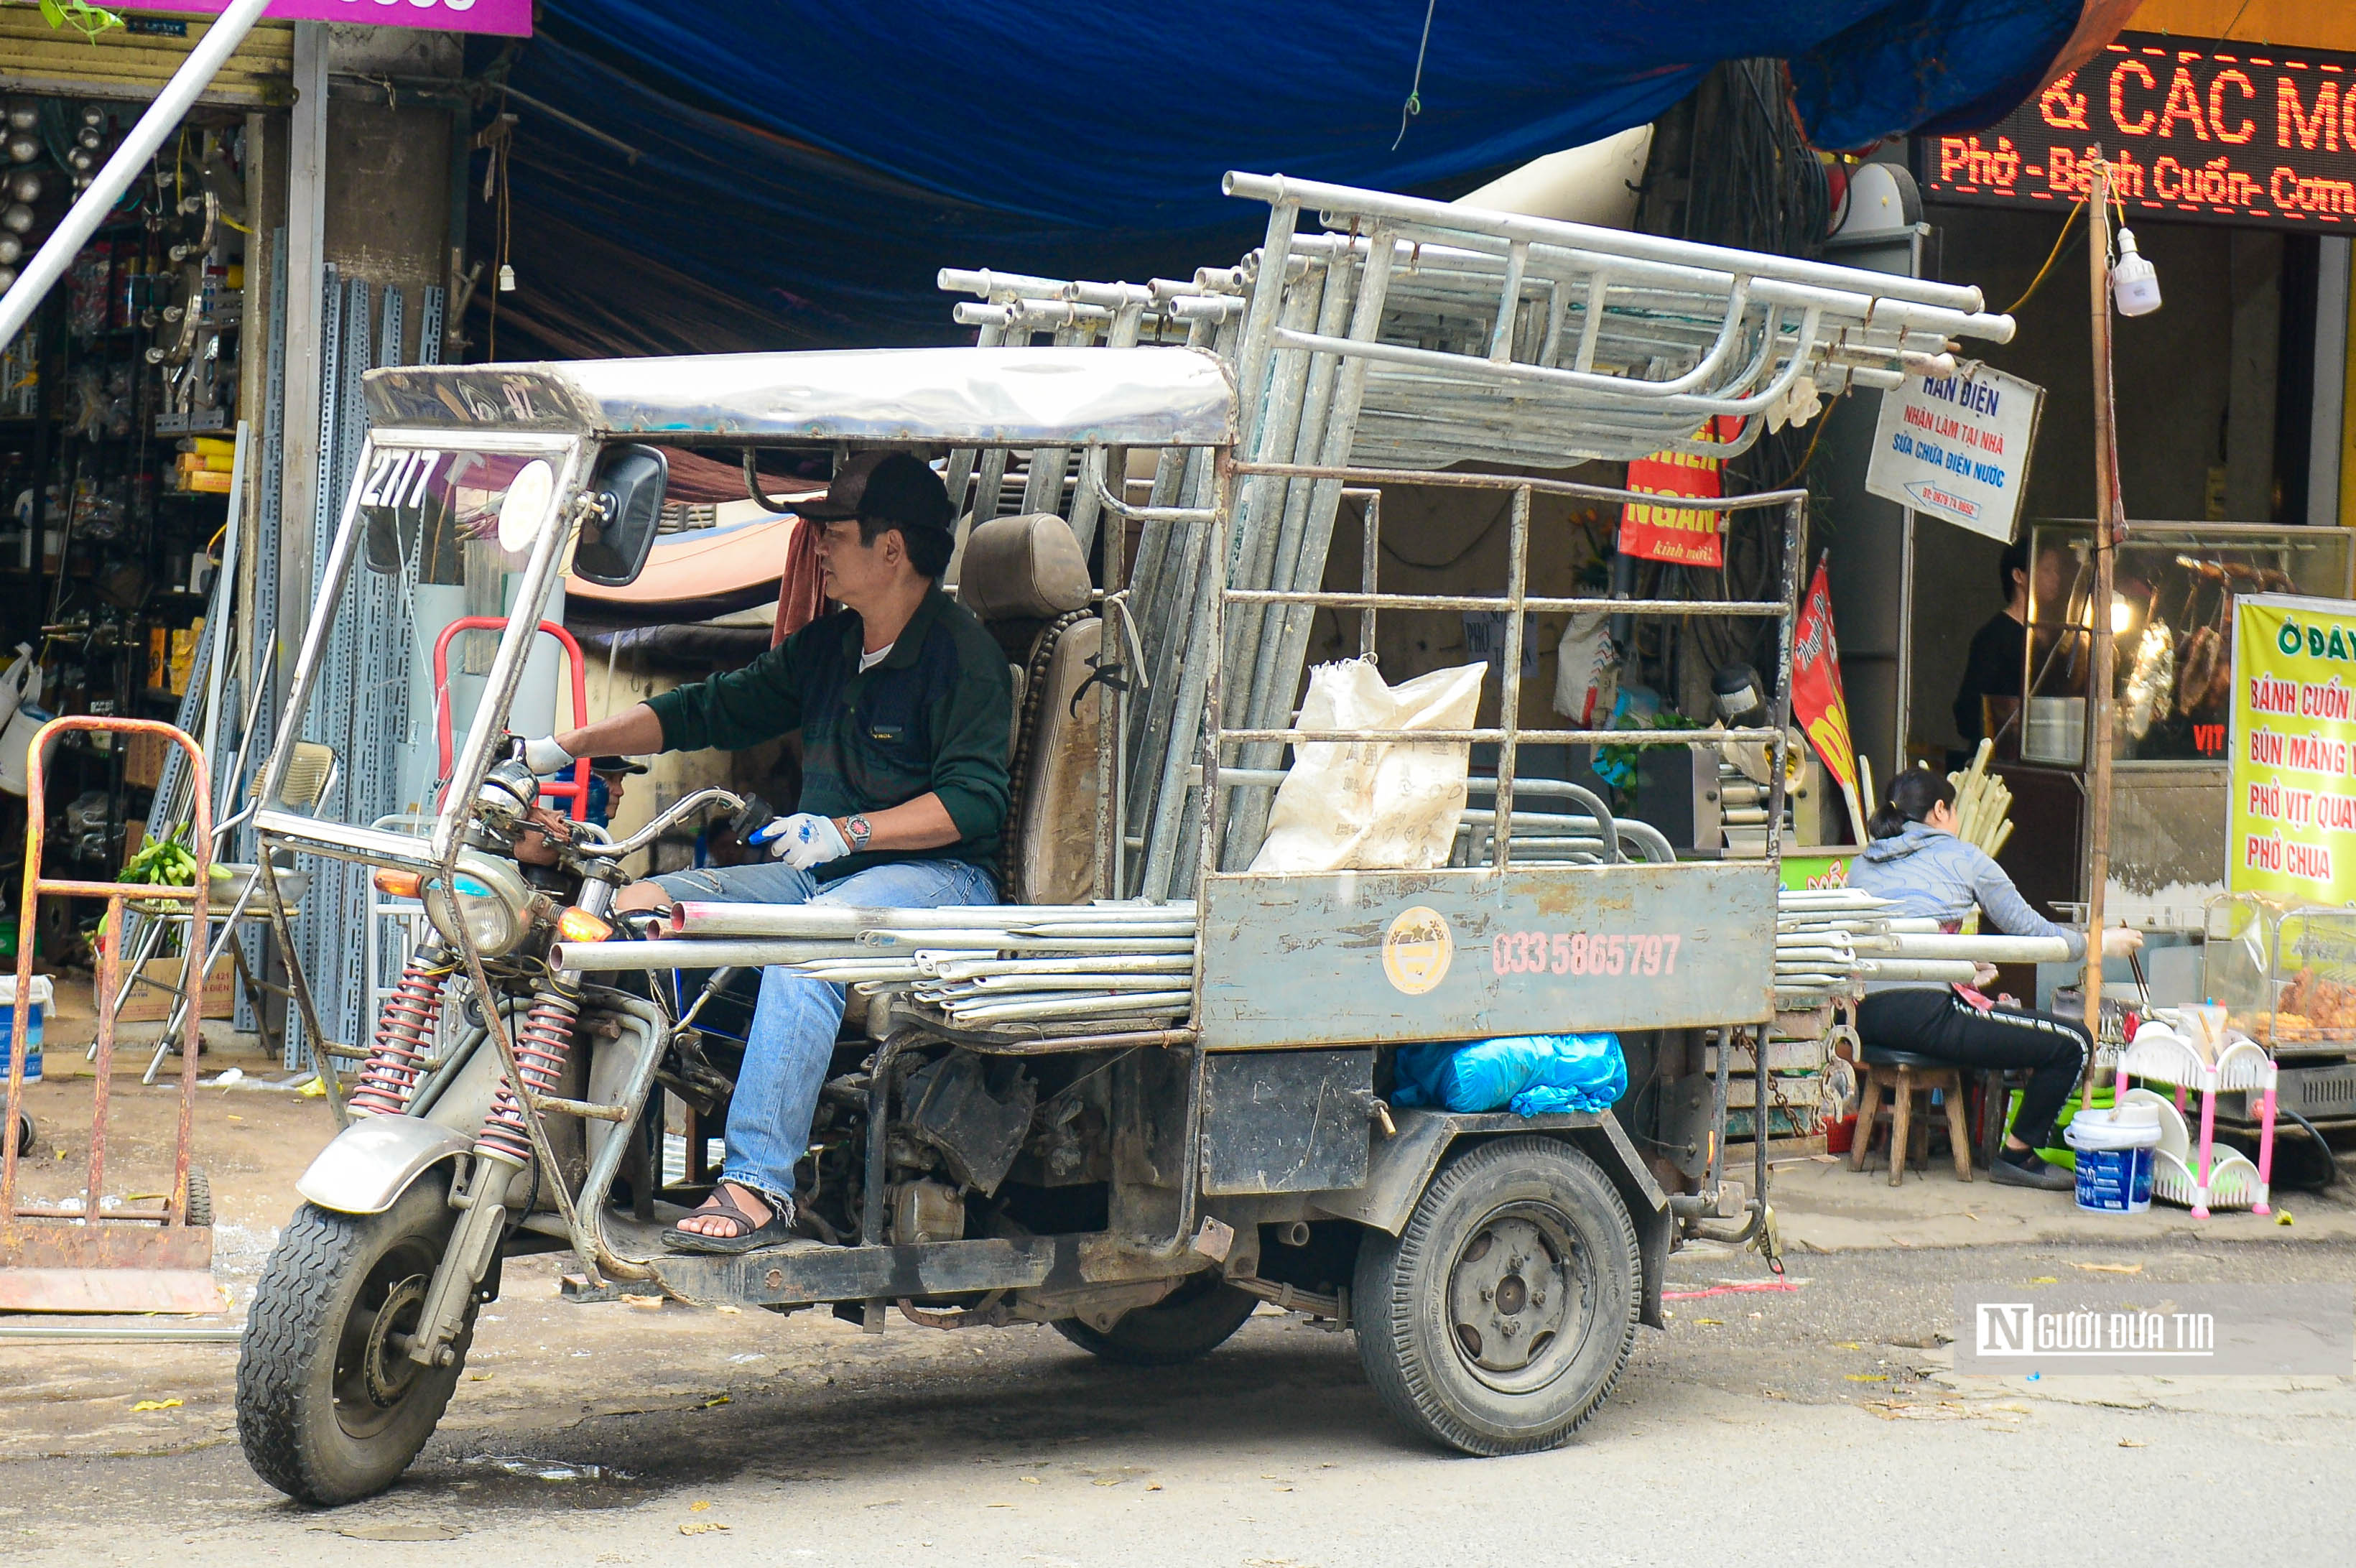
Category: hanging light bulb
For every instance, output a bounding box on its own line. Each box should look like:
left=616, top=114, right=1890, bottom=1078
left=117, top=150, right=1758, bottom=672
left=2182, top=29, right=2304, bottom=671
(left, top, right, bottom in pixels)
left=6, top=134, right=38, bottom=165
left=6, top=170, right=37, bottom=204
left=2110, top=594, right=2137, bottom=635
left=2112, top=228, right=2162, bottom=317
left=65, top=147, right=93, bottom=172
left=4, top=103, right=34, bottom=133
left=0, top=266, right=17, bottom=292
left=0, top=235, right=20, bottom=265
left=77, top=103, right=104, bottom=129
left=1, top=203, right=32, bottom=236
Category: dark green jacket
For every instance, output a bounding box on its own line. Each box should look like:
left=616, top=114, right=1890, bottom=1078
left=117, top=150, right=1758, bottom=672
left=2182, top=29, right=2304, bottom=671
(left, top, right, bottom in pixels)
left=645, top=586, right=1011, bottom=882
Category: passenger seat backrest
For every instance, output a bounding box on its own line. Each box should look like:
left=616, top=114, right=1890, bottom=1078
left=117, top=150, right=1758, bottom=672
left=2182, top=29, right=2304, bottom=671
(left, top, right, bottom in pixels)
left=953, top=514, right=1102, bottom=904
left=1013, top=616, right=1101, bottom=905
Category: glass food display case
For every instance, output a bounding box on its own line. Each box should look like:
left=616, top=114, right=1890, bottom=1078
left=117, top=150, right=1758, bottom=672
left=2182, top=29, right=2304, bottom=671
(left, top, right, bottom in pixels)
left=1981, top=522, right=2354, bottom=933
left=2014, top=521, right=2354, bottom=767
left=2201, top=894, right=2356, bottom=1059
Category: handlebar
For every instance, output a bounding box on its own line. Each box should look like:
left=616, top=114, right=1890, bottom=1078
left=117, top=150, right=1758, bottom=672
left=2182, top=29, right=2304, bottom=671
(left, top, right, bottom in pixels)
left=571, top=787, right=746, bottom=863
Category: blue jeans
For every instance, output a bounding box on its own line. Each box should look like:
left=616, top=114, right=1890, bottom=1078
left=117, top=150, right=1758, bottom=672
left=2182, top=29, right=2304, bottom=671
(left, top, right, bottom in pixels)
left=651, top=857, right=996, bottom=1213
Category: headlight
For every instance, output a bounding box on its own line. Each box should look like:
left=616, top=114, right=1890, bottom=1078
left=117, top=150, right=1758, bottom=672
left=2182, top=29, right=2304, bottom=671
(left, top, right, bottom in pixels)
left=421, top=853, right=534, bottom=957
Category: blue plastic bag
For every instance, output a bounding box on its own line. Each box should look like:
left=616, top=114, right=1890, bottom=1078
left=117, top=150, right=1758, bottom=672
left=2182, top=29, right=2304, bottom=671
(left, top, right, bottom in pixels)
left=1391, top=1034, right=1627, bottom=1117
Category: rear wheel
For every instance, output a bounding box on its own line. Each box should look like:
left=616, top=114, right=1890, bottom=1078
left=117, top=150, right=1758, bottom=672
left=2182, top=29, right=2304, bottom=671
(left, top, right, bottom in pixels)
left=236, top=1175, right=475, bottom=1504
left=1054, top=1271, right=1260, bottom=1367
left=1353, top=1136, right=1638, bottom=1456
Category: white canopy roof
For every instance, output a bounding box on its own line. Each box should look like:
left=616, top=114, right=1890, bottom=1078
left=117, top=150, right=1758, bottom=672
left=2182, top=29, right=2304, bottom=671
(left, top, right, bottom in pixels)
left=363, top=345, right=1235, bottom=447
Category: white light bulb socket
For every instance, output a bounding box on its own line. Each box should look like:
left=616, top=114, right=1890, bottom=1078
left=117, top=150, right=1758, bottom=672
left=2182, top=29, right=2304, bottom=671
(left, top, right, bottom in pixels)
left=2112, top=228, right=2161, bottom=317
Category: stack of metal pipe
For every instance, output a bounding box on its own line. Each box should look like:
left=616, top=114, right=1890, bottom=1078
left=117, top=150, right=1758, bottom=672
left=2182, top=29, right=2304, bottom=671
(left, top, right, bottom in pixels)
left=549, top=901, right=1198, bottom=1030
left=1773, top=887, right=2074, bottom=1008
left=936, top=175, right=2018, bottom=899
left=1775, top=889, right=1891, bottom=1008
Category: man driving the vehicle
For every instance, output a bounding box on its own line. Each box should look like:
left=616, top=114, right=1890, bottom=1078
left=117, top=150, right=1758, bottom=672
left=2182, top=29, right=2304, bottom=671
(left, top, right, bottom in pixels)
left=519, top=450, right=1010, bottom=1253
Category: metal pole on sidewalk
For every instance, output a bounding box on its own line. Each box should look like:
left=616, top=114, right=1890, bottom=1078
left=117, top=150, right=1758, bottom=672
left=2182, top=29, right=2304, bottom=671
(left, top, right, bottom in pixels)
left=0, top=0, right=277, bottom=350
left=2082, top=161, right=2122, bottom=1085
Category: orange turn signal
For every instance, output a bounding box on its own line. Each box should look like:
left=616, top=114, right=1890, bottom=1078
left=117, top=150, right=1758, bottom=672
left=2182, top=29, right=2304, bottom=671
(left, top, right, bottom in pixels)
left=372, top=868, right=423, bottom=898
left=555, top=905, right=613, bottom=944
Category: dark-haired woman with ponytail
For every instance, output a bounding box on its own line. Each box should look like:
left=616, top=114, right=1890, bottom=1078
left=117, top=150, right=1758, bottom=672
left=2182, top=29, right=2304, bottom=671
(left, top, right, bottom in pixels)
left=1847, top=769, right=2142, bottom=1189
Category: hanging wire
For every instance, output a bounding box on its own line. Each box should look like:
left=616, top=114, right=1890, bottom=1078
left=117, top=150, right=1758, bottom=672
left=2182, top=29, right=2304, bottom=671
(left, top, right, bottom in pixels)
left=1771, top=385, right=1852, bottom=491
left=2000, top=198, right=2082, bottom=316
left=486, top=103, right=514, bottom=362
left=1391, top=0, right=1439, bottom=151
left=1648, top=59, right=1832, bottom=687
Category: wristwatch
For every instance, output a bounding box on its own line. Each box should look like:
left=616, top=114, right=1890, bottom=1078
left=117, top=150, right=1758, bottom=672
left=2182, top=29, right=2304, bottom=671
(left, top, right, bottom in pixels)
left=842, top=812, right=873, bottom=850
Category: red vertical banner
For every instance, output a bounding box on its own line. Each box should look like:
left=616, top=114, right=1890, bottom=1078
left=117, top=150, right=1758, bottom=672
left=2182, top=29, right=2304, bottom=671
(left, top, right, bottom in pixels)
left=1618, top=419, right=1736, bottom=567
left=1791, top=557, right=1867, bottom=843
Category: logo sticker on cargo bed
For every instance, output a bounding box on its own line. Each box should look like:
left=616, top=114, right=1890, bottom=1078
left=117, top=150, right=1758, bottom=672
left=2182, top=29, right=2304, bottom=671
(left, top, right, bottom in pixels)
left=1382, top=906, right=1454, bottom=995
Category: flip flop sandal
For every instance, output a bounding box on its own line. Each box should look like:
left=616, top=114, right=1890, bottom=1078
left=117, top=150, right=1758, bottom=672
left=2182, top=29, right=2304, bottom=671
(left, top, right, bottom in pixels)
left=662, top=1186, right=794, bottom=1255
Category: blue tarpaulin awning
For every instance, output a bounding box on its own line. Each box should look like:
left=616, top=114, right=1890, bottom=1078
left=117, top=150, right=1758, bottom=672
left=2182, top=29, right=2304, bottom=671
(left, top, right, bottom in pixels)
left=489, top=1, right=2135, bottom=353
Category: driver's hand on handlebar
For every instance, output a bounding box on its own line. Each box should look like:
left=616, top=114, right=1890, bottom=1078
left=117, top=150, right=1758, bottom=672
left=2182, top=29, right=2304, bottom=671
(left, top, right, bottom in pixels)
left=519, top=735, right=575, bottom=776
left=513, top=804, right=570, bottom=866
left=750, top=812, right=850, bottom=871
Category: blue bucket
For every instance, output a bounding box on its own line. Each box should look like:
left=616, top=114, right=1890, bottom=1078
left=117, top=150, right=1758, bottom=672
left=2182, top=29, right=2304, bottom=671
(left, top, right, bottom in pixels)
left=2063, top=1103, right=2160, bottom=1214
left=0, top=974, right=49, bottom=1085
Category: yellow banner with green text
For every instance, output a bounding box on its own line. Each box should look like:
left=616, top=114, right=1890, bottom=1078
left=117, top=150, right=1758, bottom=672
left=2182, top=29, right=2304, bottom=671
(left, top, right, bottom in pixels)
left=2232, top=594, right=2356, bottom=903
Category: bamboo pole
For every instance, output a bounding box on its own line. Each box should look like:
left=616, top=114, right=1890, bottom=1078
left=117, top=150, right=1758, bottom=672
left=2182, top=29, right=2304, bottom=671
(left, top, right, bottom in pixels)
left=2082, top=162, right=2123, bottom=1083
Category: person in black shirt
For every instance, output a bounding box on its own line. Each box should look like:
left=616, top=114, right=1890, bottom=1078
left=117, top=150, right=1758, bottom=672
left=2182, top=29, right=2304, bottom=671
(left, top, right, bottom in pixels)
left=1952, top=538, right=2032, bottom=746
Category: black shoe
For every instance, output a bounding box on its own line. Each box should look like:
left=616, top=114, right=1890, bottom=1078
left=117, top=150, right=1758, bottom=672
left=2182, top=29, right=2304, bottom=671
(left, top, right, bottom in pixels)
left=1989, top=1149, right=2076, bottom=1191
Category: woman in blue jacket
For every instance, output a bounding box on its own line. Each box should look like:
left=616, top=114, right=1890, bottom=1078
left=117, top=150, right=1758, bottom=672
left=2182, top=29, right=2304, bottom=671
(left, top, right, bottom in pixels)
left=1847, top=769, right=2141, bottom=1190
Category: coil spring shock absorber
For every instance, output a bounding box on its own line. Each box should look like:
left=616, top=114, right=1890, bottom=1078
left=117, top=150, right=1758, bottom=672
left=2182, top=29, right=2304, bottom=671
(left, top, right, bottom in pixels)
left=347, top=950, right=453, bottom=1117
left=475, top=981, right=582, bottom=1165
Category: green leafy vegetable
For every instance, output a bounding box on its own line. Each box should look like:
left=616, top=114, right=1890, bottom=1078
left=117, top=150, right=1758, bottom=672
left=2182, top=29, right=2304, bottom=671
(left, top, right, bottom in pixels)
left=39, top=1, right=124, bottom=44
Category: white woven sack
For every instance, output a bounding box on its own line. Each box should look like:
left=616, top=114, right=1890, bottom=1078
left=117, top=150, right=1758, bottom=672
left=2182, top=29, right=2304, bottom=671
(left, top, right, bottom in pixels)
left=1248, top=658, right=1486, bottom=874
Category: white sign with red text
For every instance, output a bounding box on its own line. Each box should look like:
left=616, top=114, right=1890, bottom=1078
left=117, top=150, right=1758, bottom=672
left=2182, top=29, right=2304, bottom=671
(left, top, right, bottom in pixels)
left=1865, top=363, right=2045, bottom=542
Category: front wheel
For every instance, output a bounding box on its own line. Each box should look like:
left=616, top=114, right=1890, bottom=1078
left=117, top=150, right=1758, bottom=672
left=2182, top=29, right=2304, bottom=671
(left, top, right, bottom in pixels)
left=236, top=1176, right=476, bottom=1504
left=1353, top=1136, right=1638, bottom=1456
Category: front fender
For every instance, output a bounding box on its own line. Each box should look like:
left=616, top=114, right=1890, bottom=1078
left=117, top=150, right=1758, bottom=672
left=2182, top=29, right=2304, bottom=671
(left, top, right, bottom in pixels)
left=294, top=1115, right=473, bottom=1215
left=1306, top=1108, right=1672, bottom=1330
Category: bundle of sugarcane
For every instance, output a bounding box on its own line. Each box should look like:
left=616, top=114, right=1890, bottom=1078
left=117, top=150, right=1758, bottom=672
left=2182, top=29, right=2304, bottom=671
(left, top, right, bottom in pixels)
left=1944, top=739, right=2014, bottom=858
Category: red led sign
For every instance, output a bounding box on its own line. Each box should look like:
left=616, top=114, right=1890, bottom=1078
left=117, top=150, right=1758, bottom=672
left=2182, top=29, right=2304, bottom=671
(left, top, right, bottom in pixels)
left=1921, top=32, right=2356, bottom=229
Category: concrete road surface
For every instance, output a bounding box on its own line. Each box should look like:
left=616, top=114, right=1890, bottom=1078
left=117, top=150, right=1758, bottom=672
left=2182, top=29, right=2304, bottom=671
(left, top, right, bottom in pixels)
left=5, top=1237, right=2350, bottom=1567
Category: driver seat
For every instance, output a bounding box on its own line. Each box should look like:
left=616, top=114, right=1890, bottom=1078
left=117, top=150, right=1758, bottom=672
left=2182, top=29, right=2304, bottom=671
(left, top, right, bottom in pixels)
left=951, top=513, right=1103, bottom=904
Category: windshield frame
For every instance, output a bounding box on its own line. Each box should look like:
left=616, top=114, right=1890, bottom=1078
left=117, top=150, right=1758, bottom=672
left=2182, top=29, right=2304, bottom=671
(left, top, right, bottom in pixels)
left=255, top=427, right=590, bottom=869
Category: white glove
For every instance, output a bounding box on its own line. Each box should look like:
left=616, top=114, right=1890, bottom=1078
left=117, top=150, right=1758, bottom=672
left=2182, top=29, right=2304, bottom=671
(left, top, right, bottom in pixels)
left=2100, top=924, right=2145, bottom=959
left=521, top=735, right=575, bottom=776
left=751, top=812, right=850, bottom=871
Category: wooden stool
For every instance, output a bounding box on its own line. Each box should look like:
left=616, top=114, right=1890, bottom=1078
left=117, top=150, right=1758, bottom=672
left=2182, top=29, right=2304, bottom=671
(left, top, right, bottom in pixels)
left=1849, top=1050, right=1973, bottom=1186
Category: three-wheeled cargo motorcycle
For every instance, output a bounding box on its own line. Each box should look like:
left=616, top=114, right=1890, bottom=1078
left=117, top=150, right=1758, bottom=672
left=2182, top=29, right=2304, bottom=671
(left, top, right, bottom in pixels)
left=232, top=336, right=1805, bottom=1502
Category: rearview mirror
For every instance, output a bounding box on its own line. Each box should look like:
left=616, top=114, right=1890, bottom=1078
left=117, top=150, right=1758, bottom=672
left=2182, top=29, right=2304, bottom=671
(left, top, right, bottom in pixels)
left=570, top=444, right=668, bottom=587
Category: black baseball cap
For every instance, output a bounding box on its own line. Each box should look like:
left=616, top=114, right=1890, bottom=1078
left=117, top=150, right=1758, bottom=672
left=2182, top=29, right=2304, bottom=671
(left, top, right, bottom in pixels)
left=796, top=450, right=954, bottom=535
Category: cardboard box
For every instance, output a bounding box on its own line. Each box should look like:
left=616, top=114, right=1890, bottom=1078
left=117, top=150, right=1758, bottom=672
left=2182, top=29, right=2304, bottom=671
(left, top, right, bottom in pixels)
left=124, top=732, right=167, bottom=791
left=116, top=955, right=234, bottom=1023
